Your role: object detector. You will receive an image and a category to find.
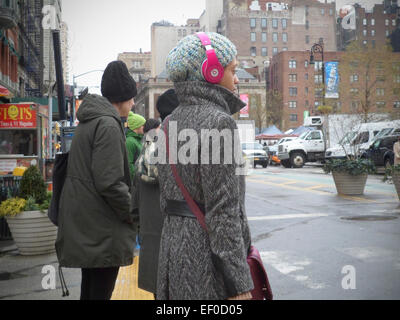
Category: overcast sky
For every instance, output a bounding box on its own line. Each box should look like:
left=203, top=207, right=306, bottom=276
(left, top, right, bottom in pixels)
left=62, top=0, right=206, bottom=91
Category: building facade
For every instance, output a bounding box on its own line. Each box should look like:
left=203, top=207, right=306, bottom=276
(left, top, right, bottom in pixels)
left=220, top=0, right=337, bottom=78
left=151, top=19, right=201, bottom=78
left=60, top=21, right=69, bottom=85
left=118, top=51, right=152, bottom=87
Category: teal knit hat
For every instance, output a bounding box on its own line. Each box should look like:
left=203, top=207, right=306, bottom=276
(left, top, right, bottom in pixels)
left=166, top=32, right=237, bottom=83
left=127, top=111, right=146, bottom=131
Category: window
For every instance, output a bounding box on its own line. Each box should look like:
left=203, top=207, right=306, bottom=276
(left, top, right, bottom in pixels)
left=305, top=100, right=309, bottom=107
left=363, top=40, right=368, bottom=46
left=273, top=32, right=278, bottom=43
left=315, top=88, right=323, bottom=98
left=314, top=61, right=323, bottom=71
left=376, top=88, right=385, bottom=96
left=350, top=88, right=359, bottom=95
left=305, top=60, right=309, bottom=68
left=350, top=74, right=359, bottom=83
left=394, top=101, right=400, bottom=108
left=305, top=87, right=309, bottom=95
left=355, top=132, right=370, bottom=144
left=314, top=75, right=323, bottom=84
left=273, top=47, right=278, bottom=55
left=261, top=18, right=267, bottom=29
left=282, top=33, right=288, bottom=43
left=376, top=62, right=384, bottom=70
left=372, top=40, right=376, bottom=48
left=363, top=18, right=367, bottom=26
left=376, top=101, right=386, bottom=109
left=308, top=131, right=322, bottom=140
left=250, top=18, right=256, bottom=28
left=386, top=19, right=389, bottom=26
left=305, top=73, right=309, bottom=80
left=393, top=19, right=397, bottom=26
left=272, top=18, right=278, bottom=29
left=282, top=47, right=288, bottom=51
left=251, top=32, right=256, bottom=42
left=321, top=8, right=325, bottom=15
left=305, top=35, right=310, bottom=44
left=289, top=101, right=297, bottom=108
left=178, top=29, right=182, bottom=37
left=394, top=75, right=400, bottom=83
left=377, top=75, right=385, bottom=83
left=290, top=114, right=298, bottom=122
left=363, top=29, right=367, bottom=37
left=250, top=47, right=257, bottom=56
left=289, top=87, right=298, bottom=96
left=371, top=30, right=375, bottom=36
left=289, top=74, right=297, bottom=82
left=351, top=101, right=359, bottom=111
left=329, top=8, right=333, bottom=16
left=394, top=88, right=400, bottom=95
left=386, top=30, right=390, bottom=37
left=261, top=47, right=268, bottom=57
left=306, top=20, right=309, bottom=30
left=262, top=32, right=267, bottom=42
left=371, top=19, right=375, bottom=26
left=289, top=60, right=297, bottom=68
left=282, top=19, right=287, bottom=29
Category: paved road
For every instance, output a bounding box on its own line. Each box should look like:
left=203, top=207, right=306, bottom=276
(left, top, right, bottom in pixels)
left=0, top=164, right=399, bottom=300
left=246, top=164, right=400, bottom=300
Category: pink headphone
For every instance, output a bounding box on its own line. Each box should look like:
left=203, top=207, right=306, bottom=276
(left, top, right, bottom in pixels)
left=196, top=32, right=224, bottom=84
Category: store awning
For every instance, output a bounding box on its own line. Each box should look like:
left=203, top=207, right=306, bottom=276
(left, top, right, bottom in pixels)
left=0, top=85, right=12, bottom=98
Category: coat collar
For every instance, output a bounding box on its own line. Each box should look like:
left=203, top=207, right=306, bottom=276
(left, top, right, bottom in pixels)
left=174, top=81, right=246, bottom=116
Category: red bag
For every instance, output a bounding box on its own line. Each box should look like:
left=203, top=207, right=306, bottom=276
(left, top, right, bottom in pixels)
left=164, top=119, right=273, bottom=300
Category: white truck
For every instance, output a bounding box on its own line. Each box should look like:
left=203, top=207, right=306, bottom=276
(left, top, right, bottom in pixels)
left=277, top=115, right=392, bottom=168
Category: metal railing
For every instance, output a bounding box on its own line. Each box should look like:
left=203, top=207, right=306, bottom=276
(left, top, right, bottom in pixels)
left=0, top=175, right=21, bottom=241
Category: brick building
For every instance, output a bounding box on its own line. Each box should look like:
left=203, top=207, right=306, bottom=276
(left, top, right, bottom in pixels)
left=118, top=51, right=152, bottom=90
left=220, top=0, right=337, bottom=78
left=270, top=48, right=400, bottom=131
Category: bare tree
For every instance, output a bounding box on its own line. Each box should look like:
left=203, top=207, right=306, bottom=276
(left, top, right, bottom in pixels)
left=266, top=90, right=283, bottom=128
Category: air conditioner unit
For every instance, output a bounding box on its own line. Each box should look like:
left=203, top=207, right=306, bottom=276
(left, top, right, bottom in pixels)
left=304, top=116, right=324, bottom=127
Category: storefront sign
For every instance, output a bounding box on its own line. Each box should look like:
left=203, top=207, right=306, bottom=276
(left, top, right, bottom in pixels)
left=0, top=104, right=37, bottom=129
left=0, top=159, right=17, bottom=174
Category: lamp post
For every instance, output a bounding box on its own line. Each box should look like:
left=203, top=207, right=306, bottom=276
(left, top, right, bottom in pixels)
left=309, top=40, right=325, bottom=110
left=72, top=70, right=104, bottom=124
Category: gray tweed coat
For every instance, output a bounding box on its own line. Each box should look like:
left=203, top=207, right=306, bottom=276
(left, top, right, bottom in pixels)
left=156, top=81, right=254, bottom=300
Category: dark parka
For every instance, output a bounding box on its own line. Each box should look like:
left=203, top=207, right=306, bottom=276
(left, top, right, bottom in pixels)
left=55, top=94, right=137, bottom=268
left=156, top=82, right=254, bottom=300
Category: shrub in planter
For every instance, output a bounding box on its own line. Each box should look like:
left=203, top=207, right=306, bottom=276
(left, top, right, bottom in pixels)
left=19, top=165, right=47, bottom=205
left=323, top=158, right=376, bottom=195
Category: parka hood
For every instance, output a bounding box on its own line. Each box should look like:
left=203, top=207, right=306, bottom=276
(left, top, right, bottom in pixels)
left=77, top=94, right=122, bottom=123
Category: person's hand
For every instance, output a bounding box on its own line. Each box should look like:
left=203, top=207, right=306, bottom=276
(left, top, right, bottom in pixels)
left=228, top=292, right=252, bottom=300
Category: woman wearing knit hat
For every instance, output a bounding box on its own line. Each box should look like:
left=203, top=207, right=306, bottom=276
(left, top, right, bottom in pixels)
left=156, top=32, right=254, bottom=300
left=55, top=61, right=138, bottom=300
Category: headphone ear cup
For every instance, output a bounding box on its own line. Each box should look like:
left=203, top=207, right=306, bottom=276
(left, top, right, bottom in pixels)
left=202, top=60, right=224, bottom=84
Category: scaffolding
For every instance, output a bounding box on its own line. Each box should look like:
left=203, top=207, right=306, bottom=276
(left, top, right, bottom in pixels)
left=18, top=0, right=43, bottom=97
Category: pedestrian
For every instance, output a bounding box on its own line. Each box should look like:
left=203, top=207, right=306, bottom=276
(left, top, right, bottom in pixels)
left=156, top=32, right=254, bottom=300
left=137, top=91, right=179, bottom=297
left=394, top=135, right=400, bottom=166
left=126, top=112, right=146, bottom=180
left=55, top=60, right=138, bottom=300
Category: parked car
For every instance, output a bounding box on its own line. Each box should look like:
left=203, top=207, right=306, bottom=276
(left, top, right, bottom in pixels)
left=242, top=142, right=269, bottom=168
left=361, top=135, right=398, bottom=169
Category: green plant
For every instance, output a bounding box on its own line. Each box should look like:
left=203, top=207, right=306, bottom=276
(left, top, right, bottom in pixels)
left=323, top=158, right=376, bottom=176
left=383, top=164, right=400, bottom=182
left=19, top=166, right=47, bottom=205
left=39, top=192, right=52, bottom=213
left=0, top=198, right=27, bottom=218
left=24, top=197, right=40, bottom=212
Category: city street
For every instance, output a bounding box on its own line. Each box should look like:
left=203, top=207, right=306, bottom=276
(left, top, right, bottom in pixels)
left=0, top=164, right=399, bottom=300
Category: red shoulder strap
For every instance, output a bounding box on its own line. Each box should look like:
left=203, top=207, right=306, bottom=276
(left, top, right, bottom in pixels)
left=164, top=118, right=208, bottom=231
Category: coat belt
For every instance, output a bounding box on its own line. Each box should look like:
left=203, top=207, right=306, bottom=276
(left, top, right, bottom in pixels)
left=165, top=200, right=205, bottom=219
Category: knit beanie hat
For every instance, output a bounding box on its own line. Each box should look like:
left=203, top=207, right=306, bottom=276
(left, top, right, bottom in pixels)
left=144, top=118, right=161, bottom=134
left=127, top=111, right=146, bottom=131
left=101, top=61, right=137, bottom=103
left=156, top=89, right=179, bottom=121
left=166, top=32, right=237, bottom=83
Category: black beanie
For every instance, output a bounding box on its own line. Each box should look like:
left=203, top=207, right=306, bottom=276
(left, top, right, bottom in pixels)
left=144, top=118, right=161, bottom=134
left=156, top=89, right=179, bottom=121
left=101, top=61, right=137, bottom=103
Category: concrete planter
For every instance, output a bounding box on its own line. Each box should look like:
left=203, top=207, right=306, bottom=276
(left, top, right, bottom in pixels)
left=392, top=172, right=400, bottom=200
left=5, top=211, right=57, bottom=256
left=332, top=172, right=368, bottom=196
